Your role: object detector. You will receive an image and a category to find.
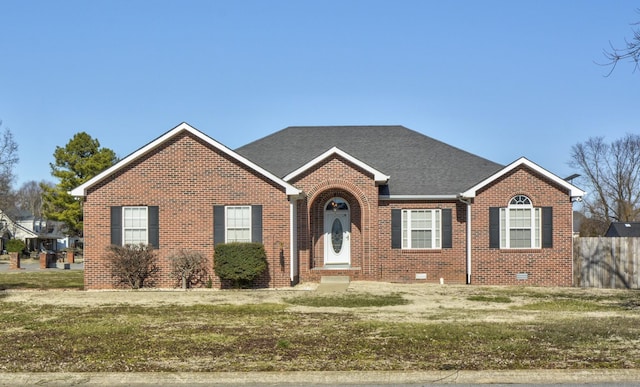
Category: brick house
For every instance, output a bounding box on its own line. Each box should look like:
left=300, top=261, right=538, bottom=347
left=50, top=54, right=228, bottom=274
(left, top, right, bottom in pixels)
left=71, top=122, right=585, bottom=289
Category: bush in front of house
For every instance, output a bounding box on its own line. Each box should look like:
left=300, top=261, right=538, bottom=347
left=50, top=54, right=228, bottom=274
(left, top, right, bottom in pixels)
left=106, top=244, right=159, bottom=289
left=169, top=249, right=209, bottom=289
left=6, top=239, right=25, bottom=254
left=214, top=242, right=267, bottom=288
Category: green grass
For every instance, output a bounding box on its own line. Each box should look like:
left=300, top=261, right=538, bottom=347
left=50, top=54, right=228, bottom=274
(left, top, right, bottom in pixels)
left=285, top=292, right=409, bottom=307
left=513, top=298, right=619, bottom=312
left=0, top=270, right=84, bottom=290
left=467, top=295, right=512, bottom=303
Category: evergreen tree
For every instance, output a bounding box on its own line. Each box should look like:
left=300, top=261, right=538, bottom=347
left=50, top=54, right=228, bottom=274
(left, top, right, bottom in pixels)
left=42, top=132, right=118, bottom=236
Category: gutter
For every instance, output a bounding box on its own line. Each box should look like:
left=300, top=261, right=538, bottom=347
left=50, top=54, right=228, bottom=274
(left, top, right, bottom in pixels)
left=379, top=194, right=459, bottom=201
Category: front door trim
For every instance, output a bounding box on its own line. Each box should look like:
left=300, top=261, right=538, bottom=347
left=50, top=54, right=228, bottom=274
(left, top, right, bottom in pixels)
left=324, top=197, right=351, bottom=265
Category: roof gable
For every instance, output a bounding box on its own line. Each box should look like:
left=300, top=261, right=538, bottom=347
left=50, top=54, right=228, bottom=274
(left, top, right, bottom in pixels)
left=70, top=123, right=302, bottom=197
left=284, top=147, right=390, bottom=184
left=459, top=157, right=586, bottom=200
left=236, top=125, right=503, bottom=196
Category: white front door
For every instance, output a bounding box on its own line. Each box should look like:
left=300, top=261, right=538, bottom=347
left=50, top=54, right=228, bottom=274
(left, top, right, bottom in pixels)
left=324, top=199, right=350, bottom=265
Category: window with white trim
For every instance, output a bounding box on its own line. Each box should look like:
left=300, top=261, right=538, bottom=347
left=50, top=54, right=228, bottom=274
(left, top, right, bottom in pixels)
left=123, top=206, right=148, bottom=245
left=226, top=206, right=251, bottom=243
left=401, top=209, right=441, bottom=249
left=500, top=195, right=541, bottom=249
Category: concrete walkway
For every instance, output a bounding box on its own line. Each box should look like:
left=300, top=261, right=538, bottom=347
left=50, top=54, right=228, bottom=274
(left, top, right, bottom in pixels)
left=1, top=369, right=640, bottom=386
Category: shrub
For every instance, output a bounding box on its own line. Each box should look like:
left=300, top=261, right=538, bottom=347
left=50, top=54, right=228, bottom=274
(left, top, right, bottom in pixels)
left=214, top=242, right=267, bottom=288
left=6, top=239, right=25, bottom=255
left=169, top=249, right=209, bottom=289
left=106, top=244, right=159, bottom=289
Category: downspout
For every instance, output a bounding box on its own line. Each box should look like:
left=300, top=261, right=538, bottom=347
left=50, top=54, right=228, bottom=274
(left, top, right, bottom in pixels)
left=289, top=197, right=298, bottom=286
left=289, top=196, right=299, bottom=286
left=458, top=197, right=472, bottom=284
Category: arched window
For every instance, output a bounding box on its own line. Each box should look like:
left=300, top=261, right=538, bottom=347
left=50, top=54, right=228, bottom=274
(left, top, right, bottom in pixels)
left=325, top=198, right=348, bottom=211
left=500, top=195, right=541, bottom=249
left=510, top=195, right=531, bottom=206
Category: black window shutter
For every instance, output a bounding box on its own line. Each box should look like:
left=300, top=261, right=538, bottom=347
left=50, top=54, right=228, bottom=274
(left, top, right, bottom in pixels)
left=252, top=205, right=263, bottom=243
left=391, top=209, right=402, bottom=249
left=441, top=208, right=452, bottom=249
left=214, top=206, right=225, bottom=246
left=542, top=206, right=553, bottom=248
left=110, top=206, right=122, bottom=246
left=148, top=206, right=159, bottom=248
left=489, top=207, right=500, bottom=248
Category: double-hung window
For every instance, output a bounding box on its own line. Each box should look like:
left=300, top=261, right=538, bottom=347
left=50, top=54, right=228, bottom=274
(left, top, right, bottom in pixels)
left=111, top=206, right=159, bottom=247
left=123, top=207, right=148, bottom=245
left=401, top=209, right=441, bottom=249
left=500, top=195, right=541, bottom=249
left=225, top=206, right=251, bottom=243
left=214, top=205, right=263, bottom=245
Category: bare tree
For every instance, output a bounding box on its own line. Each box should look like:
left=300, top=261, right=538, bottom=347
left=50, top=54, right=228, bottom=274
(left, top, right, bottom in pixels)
left=601, top=10, right=640, bottom=75
left=0, top=122, right=19, bottom=213
left=169, top=249, right=209, bottom=289
left=15, top=180, right=51, bottom=218
left=107, top=244, right=158, bottom=289
left=570, top=134, right=640, bottom=235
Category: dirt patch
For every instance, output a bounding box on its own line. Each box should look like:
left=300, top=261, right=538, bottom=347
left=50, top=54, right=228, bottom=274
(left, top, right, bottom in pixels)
left=2, top=281, right=630, bottom=323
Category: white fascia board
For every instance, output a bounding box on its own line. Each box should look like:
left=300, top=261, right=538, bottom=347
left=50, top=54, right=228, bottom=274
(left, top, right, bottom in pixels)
left=379, top=194, right=459, bottom=201
left=69, top=122, right=302, bottom=197
left=283, top=146, right=390, bottom=184
left=459, top=157, right=587, bottom=199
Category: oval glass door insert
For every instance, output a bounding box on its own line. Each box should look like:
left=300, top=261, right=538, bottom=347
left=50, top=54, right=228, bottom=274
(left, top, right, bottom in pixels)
left=331, top=218, right=343, bottom=254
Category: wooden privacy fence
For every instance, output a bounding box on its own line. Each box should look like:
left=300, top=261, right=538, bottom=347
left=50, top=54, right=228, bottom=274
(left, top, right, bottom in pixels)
left=574, top=237, right=640, bottom=289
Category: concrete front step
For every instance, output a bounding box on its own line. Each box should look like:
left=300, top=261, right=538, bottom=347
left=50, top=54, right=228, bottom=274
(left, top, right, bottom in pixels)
left=317, top=275, right=351, bottom=293
left=320, top=275, right=351, bottom=284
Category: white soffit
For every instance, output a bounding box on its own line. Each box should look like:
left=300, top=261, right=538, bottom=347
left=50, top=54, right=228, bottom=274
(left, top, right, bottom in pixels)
left=69, top=122, right=302, bottom=197
left=283, top=146, right=390, bottom=184
left=459, top=157, right=586, bottom=199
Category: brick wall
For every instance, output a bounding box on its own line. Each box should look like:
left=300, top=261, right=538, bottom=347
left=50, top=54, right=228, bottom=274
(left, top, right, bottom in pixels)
left=82, top=132, right=292, bottom=289
left=470, top=166, right=574, bottom=286
left=291, top=155, right=471, bottom=285
left=291, top=155, right=379, bottom=283
left=83, top=132, right=575, bottom=289
left=377, top=200, right=468, bottom=284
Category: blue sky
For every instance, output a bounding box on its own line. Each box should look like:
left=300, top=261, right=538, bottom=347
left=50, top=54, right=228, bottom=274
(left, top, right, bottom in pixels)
left=2, top=0, right=639, bottom=188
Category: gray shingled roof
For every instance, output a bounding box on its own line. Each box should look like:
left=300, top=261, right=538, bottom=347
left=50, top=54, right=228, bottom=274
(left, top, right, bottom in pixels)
left=235, top=126, right=503, bottom=196
left=605, top=222, right=640, bottom=237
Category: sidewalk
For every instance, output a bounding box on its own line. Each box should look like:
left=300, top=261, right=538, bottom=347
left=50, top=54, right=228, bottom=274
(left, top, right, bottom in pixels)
left=1, top=369, right=640, bottom=385
left=0, top=259, right=83, bottom=272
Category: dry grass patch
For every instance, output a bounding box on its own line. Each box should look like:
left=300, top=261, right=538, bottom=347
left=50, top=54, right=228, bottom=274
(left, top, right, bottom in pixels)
left=2, top=279, right=640, bottom=371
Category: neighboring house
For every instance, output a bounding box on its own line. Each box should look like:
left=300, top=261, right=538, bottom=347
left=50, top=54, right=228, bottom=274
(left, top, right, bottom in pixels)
left=0, top=209, right=68, bottom=253
left=605, top=222, right=640, bottom=237
left=71, top=123, right=585, bottom=289
left=573, top=211, right=584, bottom=237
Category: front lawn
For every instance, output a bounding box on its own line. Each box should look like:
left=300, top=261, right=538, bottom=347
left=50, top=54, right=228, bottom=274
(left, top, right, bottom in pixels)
left=1, top=277, right=639, bottom=372
left=0, top=269, right=83, bottom=290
